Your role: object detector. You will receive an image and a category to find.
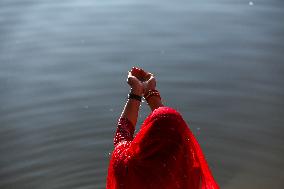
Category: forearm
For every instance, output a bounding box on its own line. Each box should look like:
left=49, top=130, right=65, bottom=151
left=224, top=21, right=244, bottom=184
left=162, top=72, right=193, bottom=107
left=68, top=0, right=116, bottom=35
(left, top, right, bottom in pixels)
left=147, top=93, right=164, bottom=111
left=120, top=90, right=142, bottom=126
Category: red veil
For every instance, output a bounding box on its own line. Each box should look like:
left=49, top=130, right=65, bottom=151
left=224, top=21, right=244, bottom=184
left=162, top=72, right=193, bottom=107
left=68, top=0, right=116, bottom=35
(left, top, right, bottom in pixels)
left=107, top=107, right=219, bottom=189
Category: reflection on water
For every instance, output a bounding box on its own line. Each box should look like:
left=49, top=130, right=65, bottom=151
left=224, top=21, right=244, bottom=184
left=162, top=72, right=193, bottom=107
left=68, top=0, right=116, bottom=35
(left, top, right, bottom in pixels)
left=0, top=0, right=284, bottom=188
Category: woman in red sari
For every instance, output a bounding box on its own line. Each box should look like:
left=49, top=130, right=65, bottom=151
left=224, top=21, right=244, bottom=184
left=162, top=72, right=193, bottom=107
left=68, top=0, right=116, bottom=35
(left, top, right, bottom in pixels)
left=107, top=67, right=219, bottom=189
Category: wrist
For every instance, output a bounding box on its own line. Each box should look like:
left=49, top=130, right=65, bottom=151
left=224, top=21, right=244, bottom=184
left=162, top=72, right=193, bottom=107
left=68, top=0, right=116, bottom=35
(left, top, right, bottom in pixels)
left=145, top=90, right=164, bottom=111
left=144, top=89, right=161, bottom=101
left=128, top=93, right=142, bottom=102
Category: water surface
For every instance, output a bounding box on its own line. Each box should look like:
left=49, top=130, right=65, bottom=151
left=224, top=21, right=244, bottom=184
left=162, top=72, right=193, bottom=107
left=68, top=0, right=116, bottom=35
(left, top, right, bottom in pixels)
left=0, top=0, right=284, bottom=188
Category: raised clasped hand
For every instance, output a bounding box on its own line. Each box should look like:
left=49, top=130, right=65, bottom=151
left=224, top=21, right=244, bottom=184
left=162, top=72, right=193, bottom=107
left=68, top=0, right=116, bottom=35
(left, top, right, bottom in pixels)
left=127, top=67, right=156, bottom=96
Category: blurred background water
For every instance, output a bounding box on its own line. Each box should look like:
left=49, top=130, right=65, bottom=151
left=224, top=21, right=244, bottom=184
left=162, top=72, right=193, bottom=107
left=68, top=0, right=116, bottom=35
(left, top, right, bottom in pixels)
left=0, top=0, right=284, bottom=188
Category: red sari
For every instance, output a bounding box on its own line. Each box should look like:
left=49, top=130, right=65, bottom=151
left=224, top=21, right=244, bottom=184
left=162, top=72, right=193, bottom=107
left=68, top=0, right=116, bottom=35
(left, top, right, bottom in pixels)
left=107, top=107, right=219, bottom=189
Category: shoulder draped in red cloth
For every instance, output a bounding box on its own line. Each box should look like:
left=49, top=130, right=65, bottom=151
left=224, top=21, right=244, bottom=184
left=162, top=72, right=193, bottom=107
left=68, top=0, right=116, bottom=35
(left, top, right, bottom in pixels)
left=107, top=107, right=219, bottom=189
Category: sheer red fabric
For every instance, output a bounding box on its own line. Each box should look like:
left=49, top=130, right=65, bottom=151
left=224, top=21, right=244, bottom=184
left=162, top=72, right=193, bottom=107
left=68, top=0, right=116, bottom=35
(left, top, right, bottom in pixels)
left=107, top=107, right=219, bottom=189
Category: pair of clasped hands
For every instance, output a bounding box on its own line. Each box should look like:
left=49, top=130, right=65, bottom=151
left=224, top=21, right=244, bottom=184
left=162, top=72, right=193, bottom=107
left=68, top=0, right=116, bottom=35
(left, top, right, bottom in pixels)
left=127, top=67, right=156, bottom=97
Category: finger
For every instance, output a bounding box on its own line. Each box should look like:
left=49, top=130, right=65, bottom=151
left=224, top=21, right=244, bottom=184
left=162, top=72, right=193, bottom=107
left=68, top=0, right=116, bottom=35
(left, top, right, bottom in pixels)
left=147, top=75, right=155, bottom=83
left=128, top=70, right=135, bottom=78
left=130, top=67, right=140, bottom=78
left=145, top=72, right=154, bottom=81
left=131, top=67, right=141, bottom=74
left=128, top=71, right=139, bottom=81
left=127, top=71, right=133, bottom=82
left=132, top=66, right=142, bottom=71
left=127, top=75, right=135, bottom=85
left=139, top=69, right=148, bottom=81
left=131, top=67, right=145, bottom=81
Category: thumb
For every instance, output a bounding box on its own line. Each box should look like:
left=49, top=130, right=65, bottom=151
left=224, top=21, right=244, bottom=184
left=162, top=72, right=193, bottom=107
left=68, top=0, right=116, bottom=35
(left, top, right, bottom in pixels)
left=146, top=75, right=155, bottom=84
left=127, top=72, right=137, bottom=85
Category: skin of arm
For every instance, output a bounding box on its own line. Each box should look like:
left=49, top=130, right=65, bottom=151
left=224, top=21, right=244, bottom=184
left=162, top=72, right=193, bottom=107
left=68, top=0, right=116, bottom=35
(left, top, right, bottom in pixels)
left=142, top=71, right=164, bottom=111
left=146, top=95, right=163, bottom=111
left=120, top=89, right=143, bottom=127
left=120, top=70, right=144, bottom=126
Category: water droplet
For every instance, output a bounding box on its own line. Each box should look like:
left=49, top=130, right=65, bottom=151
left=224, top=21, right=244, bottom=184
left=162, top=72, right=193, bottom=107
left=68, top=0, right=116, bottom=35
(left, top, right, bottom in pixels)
left=163, top=163, right=167, bottom=167
left=81, top=39, right=85, bottom=43
left=84, top=105, right=89, bottom=109
left=249, top=1, right=254, bottom=6
left=109, top=108, right=114, bottom=112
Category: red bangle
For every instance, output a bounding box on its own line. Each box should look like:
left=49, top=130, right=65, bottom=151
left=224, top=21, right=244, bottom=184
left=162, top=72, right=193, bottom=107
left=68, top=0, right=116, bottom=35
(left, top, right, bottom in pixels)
left=144, top=89, right=161, bottom=101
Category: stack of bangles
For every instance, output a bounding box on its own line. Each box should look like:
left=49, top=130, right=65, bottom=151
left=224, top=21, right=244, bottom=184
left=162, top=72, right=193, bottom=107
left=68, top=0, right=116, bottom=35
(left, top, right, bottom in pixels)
left=128, top=89, right=161, bottom=102
left=144, top=89, right=161, bottom=102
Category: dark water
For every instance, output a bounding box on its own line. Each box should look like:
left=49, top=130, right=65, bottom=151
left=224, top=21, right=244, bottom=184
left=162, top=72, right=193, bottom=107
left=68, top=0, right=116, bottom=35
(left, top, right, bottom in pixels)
left=1, top=0, right=284, bottom=188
